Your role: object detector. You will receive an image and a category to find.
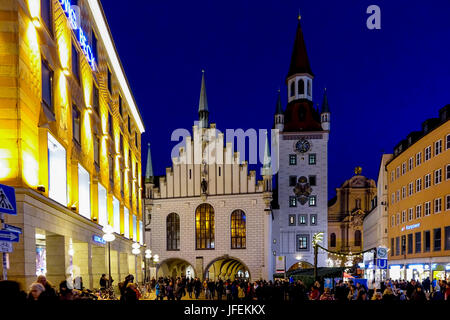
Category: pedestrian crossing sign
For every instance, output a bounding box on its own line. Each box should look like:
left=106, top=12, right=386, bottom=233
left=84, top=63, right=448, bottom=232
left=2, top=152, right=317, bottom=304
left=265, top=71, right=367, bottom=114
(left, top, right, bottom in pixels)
left=0, top=184, right=17, bottom=215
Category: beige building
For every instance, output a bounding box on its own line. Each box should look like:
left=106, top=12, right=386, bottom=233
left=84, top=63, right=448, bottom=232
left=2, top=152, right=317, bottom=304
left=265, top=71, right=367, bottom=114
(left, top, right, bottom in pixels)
left=327, top=169, right=376, bottom=266
left=0, top=0, right=145, bottom=290
left=144, top=72, right=273, bottom=281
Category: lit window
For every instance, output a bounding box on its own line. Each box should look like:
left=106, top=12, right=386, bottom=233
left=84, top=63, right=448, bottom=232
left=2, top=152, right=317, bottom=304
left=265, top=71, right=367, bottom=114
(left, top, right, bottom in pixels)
left=308, top=154, right=316, bottom=165
left=195, top=203, right=215, bottom=249
left=289, top=196, right=297, bottom=207
left=289, top=154, right=297, bottom=165
left=289, top=214, right=296, bottom=226
left=78, top=164, right=91, bottom=219
left=231, top=210, right=246, bottom=249
left=124, top=207, right=130, bottom=238
left=309, top=195, right=317, bottom=207
left=296, top=235, right=309, bottom=251
left=310, top=214, right=317, bottom=226
left=132, top=215, right=137, bottom=242
left=48, top=133, right=67, bottom=206
left=98, top=184, right=107, bottom=227
left=298, top=214, right=307, bottom=225
left=113, top=196, right=120, bottom=233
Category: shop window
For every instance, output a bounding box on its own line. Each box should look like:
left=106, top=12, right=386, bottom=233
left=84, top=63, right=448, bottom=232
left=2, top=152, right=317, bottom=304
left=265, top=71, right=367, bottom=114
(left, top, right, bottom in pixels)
left=407, top=234, right=413, bottom=254
left=48, top=133, right=67, bottom=206
left=395, top=237, right=400, bottom=255
left=445, top=226, right=450, bottom=250
left=124, top=207, right=130, bottom=238
left=113, top=196, right=120, bottom=233
left=401, top=235, right=406, bottom=255
left=98, top=184, right=107, bottom=227
left=434, top=228, right=441, bottom=251
left=424, top=230, right=431, bottom=252
left=78, top=164, right=91, bottom=219
left=415, top=232, right=421, bottom=253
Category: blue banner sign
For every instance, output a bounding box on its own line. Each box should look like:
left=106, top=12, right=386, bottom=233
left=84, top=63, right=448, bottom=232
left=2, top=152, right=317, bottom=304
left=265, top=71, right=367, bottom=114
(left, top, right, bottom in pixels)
left=0, top=230, right=20, bottom=242
left=93, top=235, right=106, bottom=245
left=58, top=0, right=96, bottom=70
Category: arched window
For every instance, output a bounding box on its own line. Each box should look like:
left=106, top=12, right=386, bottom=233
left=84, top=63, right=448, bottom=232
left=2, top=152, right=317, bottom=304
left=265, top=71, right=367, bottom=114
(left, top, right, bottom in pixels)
left=290, top=81, right=295, bottom=97
left=354, top=230, right=362, bottom=247
left=166, top=213, right=180, bottom=250
left=330, top=233, right=336, bottom=247
left=307, top=80, right=311, bottom=96
left=231, top=210, right=246, bottom=249
left=298, top=79, right=305, bottom=95
left=195, top=203, right=215, bottom=249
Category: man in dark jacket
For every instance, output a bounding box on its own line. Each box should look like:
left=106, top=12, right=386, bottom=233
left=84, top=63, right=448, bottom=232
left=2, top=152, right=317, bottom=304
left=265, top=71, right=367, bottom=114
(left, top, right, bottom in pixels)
left=36, top=275, right=58, bottom=301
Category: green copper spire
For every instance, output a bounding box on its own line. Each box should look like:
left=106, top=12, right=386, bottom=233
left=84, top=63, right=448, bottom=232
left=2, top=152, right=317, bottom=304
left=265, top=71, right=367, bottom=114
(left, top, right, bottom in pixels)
left=145, top=143, right=154, bottom=183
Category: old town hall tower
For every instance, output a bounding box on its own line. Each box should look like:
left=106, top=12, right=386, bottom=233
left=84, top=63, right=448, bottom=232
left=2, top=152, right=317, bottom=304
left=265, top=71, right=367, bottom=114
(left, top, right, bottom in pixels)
left=271, top=16, right=330, bottom=274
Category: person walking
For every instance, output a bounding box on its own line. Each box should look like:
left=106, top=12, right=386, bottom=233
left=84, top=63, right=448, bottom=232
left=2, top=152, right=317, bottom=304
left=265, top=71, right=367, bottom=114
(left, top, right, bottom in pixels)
left=187, top=278, right=194, bottom=299
left=216, top=279, right=224, bottom=300
left=194, top=278, right=202, bottom=299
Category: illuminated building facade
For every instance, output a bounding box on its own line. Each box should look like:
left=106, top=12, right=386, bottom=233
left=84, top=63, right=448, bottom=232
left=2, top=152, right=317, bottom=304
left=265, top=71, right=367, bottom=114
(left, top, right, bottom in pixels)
left=143, top=72, right=273, bottom=281
left=386, top=105, right=450, bottom=281
left=0, top=0, right=145, bottom=289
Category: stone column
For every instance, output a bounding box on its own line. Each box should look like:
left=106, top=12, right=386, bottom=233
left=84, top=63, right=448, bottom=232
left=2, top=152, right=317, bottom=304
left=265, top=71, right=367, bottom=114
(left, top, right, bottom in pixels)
left=110, top=249, right=119, bottom=286
left=195, top=257, right=204, bottom=280
left=72, top=242, right=91, bottom=289
left=91, top=245, right=106, bottom=289
left=46, top=234, right=70, bottom=287
left=119, top=252, right=129, bottom=281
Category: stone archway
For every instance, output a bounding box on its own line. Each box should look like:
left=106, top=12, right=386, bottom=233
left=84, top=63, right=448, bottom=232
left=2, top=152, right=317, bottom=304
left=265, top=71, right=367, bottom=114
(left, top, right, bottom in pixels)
left=204, top=255, right=251, bottom=281
left=156, top=258, right=196, bottom=280
left=287, top=260, right=313, bottom=272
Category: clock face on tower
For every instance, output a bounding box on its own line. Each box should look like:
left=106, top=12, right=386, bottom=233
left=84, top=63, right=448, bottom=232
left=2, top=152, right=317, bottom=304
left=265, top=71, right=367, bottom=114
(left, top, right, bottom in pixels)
left=295, top=139, right=310, bottom=153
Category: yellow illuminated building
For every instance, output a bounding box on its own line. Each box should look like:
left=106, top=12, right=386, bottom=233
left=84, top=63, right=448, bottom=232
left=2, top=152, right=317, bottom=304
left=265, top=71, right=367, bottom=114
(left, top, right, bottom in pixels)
left=0, top=0, right=146, bottom=289
left=386, top=105, right=450, bottom=282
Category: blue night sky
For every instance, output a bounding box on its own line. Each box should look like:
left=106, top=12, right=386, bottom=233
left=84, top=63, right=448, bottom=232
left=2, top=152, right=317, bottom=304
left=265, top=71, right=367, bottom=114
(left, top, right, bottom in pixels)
left=101, top=0, right=450, bottom=199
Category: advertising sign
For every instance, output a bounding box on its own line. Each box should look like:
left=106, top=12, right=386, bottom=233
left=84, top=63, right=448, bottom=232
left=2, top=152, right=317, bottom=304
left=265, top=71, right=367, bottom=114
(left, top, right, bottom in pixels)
left=276, top=256, right=286, bottom=273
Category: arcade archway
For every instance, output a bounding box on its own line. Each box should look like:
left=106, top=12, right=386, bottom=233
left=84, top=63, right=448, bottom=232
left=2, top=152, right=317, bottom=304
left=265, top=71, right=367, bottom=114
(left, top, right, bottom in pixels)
left=156, top=258, right=196, bottom=280
left=288, top=261, right=314, bottom=272
left=204, top=256, right=250, bottom=281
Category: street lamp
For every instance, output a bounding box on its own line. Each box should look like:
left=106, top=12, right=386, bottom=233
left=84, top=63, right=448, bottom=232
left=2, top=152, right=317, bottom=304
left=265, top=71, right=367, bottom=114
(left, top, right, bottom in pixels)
left=132, top=242, right=141, bottom=284
left=102, top=225, right=115, bottom=288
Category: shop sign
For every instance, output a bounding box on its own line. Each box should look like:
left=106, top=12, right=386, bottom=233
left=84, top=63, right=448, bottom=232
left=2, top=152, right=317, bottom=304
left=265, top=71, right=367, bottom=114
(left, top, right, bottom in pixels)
left=275, top=256, right=285, bottom=273
left=58, top=0, right=96, bottom=70
left=401, top=223, right=420, bottom=232
left=92, top=235, right=106, bottom=245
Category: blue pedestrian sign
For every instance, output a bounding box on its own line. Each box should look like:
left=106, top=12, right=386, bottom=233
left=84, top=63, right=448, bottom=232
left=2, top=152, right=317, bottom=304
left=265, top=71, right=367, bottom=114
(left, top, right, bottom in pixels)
left=0, top=230, right=20, bottom=242
left=376, top=259, right=388, bottom=269
left=3, top=224, right=22, bottom=234
left=0, top=184, right=17, bottom=215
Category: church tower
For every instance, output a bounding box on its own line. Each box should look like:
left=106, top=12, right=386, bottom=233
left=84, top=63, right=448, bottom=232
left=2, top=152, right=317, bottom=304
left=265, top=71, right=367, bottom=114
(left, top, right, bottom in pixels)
left=271, top=14, right=330, bottom=275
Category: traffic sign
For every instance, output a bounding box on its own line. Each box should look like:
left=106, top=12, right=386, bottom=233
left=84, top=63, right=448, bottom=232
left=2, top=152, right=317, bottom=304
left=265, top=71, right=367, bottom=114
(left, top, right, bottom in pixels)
left=376, top=259, right=388, bottom=269
left=377, top=246, right=388, bottom=259
left=0, top=184, right=17, bottom=215
left=0, top=230, right=20, bottom=242
left=3, top=224, right=22, bottom=234
left=0, top=241, right=12, bottom=253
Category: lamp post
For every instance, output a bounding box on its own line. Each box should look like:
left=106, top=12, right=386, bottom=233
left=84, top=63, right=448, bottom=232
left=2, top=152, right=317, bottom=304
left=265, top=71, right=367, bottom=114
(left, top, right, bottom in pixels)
left=132, top=242, right=141, bottom=284
left=102, top=225, right=115, bottom=288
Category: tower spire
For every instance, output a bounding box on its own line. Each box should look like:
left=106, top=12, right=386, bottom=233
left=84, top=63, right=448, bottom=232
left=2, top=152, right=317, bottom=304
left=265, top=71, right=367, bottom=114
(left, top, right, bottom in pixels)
left=262, top=131, right=272, bottom=176
left=287, top=16, right=313, bottom=79
left=321, top=88, right=330, bottom=113
left=145, top=143, right=154, bottom=183
left=198, top=70, right=209, bottom=128
left=275, top=89, right=283, bottom=115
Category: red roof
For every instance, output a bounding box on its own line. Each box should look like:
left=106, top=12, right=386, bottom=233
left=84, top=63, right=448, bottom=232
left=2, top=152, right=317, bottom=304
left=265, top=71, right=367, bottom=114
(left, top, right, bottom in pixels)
left=283, top=99, right=322, bottom=132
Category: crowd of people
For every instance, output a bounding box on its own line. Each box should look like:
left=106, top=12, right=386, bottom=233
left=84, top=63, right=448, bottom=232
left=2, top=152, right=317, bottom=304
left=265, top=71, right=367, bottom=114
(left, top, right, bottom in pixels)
left=148, top=276, right=450, bottom=302
left=0, top=274, right=449, bottom=302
